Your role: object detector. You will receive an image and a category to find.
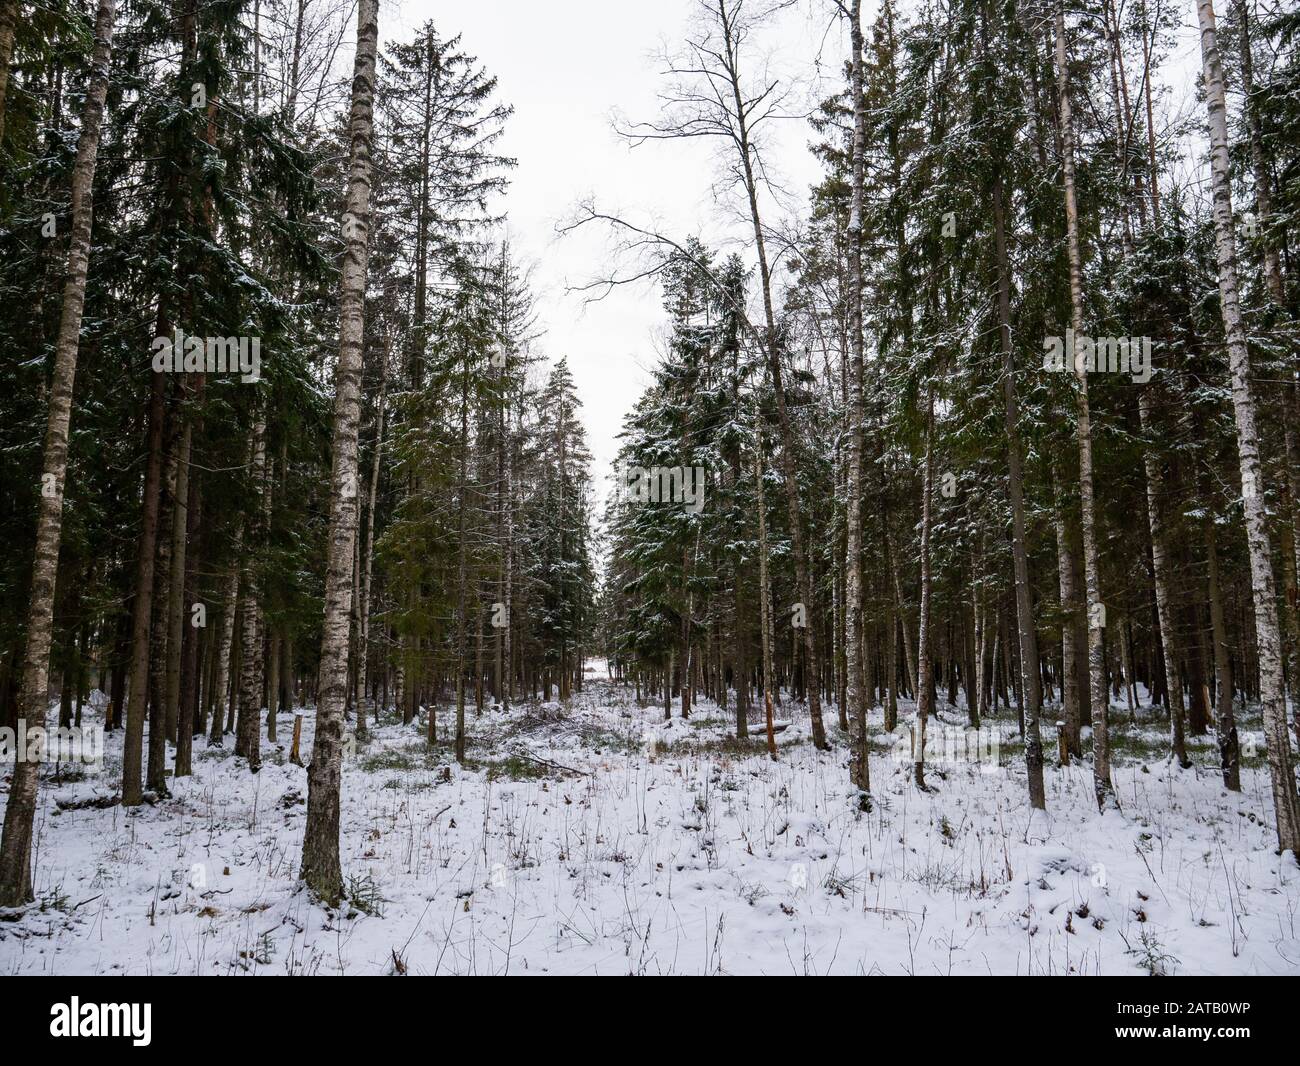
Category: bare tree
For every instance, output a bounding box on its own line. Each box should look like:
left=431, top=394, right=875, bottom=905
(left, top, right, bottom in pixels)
left=620, top=0, right=829, bottom=748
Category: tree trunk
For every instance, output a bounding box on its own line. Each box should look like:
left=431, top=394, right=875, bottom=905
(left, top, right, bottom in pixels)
left=146, top=383, right=179, bottom=795
left=1197, top=0, right=1300, bottom=855
left=913, top=392, right=936, bottom=791
left=717, top=0, right=826, bottom=750
left=0, top=0, right=118, bottom=905
left=1205, top=517, right=1239, bottom=790
left=209, top=558, right=241, bottom=744
left=453, top=356, right=470, bottom=762
left=266, top=623, right=280, bottom=743
left=0, top=0, right=18, bottom=145
left=164, top=397, right=194, bottom=745
left=1051, top=467, right=1082, bottom=757
left=1056, top=5, right=1112, bottom=808
left=754, top=415, right=777, bottom=762
left=1138, top=388, right=1190, bottom=766
left=301, top=0, right=380, bottom=903
left=358, top=338, right=388, bottom=732
left=992, top=171, right=1045, bottom=808
left=887, top=528, right=918, bottom=702
left=175, top=428, right=203, bottom=777
left=844, top=0, right=870, bottom=798
left=235, top=412, right=266, bottom=771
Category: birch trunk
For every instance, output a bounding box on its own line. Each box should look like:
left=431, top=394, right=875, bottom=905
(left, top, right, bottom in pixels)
left=301, top=0, right=380, bottom=901
left=754, top=418, right=777, bottom=761
left=0, top=0, right=17, bottom=145
left=1138, top=0, right=1161, bottom=222
left=453, top=360, right=469, bottom=762
left=844, top=0, right=870, bottom=797
left=1056, top=5, right=1112, bottom=807
left=1197, top=0, right=1300, bottom=855
left=1104, top=0, right=1189, bottom=768
left=0, top=0, right=118, bottom=904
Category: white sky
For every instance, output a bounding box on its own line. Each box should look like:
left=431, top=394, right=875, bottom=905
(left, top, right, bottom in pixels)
left=381, top=0, right=1210, bottom=478
left=390, top=0, right=833, bottom=477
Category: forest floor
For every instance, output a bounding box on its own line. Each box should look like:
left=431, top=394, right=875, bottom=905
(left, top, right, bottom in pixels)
left=2, top=663, right=1299, bottom=975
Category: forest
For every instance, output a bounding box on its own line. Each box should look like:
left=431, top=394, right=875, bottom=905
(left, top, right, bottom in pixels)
left=1, top=0, right=1299, bottom=979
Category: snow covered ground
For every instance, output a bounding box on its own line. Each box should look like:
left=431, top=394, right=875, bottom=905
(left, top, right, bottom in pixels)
left=3, top=667, right=1299, bottom=975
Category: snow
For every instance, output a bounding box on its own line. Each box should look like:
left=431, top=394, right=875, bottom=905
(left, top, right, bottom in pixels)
left=3, top=676, right=1298, bottom=975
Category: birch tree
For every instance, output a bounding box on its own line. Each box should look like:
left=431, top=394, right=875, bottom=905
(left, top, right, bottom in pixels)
left=1055, top=4, right=1112, bottom=807
left=623, top=0, right=829, bottom=749
left=301, top=0, right=380, bottom=902
left=841, top=0, right=870, bottom=799
left=0, top=0, right=118, bottom=907
left=1197, top=0, right=1300, bottom=857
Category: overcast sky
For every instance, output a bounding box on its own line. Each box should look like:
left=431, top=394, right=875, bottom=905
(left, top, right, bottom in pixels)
left=383, top=0, right=1208, bottom=481
left=386, top=0, right=832, bottom=479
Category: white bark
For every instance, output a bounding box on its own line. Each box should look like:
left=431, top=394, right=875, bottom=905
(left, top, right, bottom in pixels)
left=1056, top=5, right=1113, bottom=807
left=843, top=0, right=870, bottom=798
left=301, top=0, right=380, bottom=901
left=1197, top=0, right=1300, bottom=856
left=0, top=0, right=118, bottom=905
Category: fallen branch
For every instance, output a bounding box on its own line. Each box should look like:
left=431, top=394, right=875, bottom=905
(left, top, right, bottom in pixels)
left=514, top=750, right=590, bottom=777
